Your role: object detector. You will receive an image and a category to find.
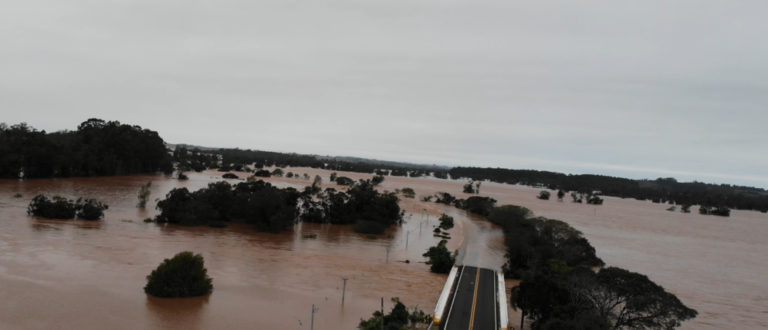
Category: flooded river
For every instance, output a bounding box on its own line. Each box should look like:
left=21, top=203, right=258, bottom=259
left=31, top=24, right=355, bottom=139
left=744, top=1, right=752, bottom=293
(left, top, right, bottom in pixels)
left=0, top=167, right=765, bottom=329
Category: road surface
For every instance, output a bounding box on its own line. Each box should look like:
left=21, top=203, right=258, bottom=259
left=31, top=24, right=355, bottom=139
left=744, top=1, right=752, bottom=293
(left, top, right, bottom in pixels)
left=441, top=266, right=498, bottom=330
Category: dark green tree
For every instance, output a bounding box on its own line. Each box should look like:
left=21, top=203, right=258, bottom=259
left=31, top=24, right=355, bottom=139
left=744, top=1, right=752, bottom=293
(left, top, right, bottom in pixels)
left=144, top=251, right=213, bottom=298
left=422, top=240, right=455, bottom=273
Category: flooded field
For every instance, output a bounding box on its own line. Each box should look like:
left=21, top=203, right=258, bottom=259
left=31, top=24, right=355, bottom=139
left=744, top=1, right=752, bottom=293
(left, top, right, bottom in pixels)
left=0, top=167, right=765, bottom=329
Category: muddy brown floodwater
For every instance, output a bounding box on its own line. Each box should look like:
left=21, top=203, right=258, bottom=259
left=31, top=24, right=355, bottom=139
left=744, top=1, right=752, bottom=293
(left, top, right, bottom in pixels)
left=0, top=167, right=766, bottom=329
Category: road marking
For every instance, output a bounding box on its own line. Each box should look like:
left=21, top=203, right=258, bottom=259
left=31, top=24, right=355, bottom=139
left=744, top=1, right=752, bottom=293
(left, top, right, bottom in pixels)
left=468, top=268, right=481, bottom=330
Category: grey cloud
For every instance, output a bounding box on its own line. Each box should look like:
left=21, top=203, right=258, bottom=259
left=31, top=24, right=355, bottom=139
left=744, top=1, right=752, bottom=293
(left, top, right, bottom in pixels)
left=1, top=0, right=766, bottom=186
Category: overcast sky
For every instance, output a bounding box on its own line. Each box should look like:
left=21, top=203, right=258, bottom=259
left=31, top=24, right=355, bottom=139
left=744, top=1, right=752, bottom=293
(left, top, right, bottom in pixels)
left=2, top=1, right=766, bottom=187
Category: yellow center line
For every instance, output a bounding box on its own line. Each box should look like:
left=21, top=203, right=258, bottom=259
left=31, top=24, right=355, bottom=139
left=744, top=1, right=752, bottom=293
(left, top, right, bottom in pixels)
left=468, top=268, right=481, bottom=330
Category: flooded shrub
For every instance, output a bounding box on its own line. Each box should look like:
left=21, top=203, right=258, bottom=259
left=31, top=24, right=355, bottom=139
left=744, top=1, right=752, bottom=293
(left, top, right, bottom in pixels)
left=177, top=172, right=188, bottom=180
left=438, top=214, right=454, bottom=230
left=335, top=176, right=354, bottom=186
left=587, top=195, right=604, bottom=205
left=699, top=205, right=730, bottom=217
left=463, top=181, right=476, bottom=194
left=353, top=220, right=387, bottom=235
left=27, top=195, right=108, bottom=220
left=372, top=175, right=385, bottom=186
left=27, top=195, right=78, bottom=219
left=144, top=251, right=213, bottom=298
left=137, top=181, right=152, bottom=208
left=400, top=188, right=415, bottom=198
left=271, top=168, right=283, bottom=177
left=253, top=169, right=271, bottom=177
left=222, top=173, right=238, bottom=179
left=303, top=233, right=317, bottom=239
left=13, top=193, right=22, bottom=198
left=422, top=240, right=454, bottom=274
left=329, top=172, right=337, bottom=182
left=286, top=172, right=294, bottom=178
left=538, top=191, right=551, bottom=200
left=76, top=198, right=109, bottom=220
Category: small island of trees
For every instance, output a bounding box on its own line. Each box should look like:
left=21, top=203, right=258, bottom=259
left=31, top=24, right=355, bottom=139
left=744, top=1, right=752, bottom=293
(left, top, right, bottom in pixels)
left=144, top=251, right=213, bottom=298
left=28, top=195, right=109, bottom=220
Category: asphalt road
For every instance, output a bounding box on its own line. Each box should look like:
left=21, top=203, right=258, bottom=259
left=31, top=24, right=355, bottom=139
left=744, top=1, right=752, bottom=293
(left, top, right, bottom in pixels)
left=442, top=266, right=498, bottom=330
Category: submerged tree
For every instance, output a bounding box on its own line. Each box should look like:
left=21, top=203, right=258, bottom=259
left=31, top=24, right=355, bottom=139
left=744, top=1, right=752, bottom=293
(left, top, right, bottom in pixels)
left=28, top=195, right=108, bottom=220
left=538, top=191, right=551, bottom=200
left=463, top=181, right=476, bottom=194
left=313, top=175, right=322, bottom=186
left=423, top=240, right=455, bottom=274
left=144, top=251, right=213, bottom=298
left=137, top=181, right=152, bottom=208
left=400, top=187, right=415, bottom=199
left=372, top=175, right=385, bottom=186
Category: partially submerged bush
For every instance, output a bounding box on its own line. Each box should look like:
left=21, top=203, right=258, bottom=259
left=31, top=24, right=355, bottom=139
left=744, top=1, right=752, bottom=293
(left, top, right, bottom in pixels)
left=438, top=214, right=454, bottom=230
left=13, top=193, right=22, bottom=198
left=335, top=176, right=355, bottom=186
left=537, top=191, right=551, bottom=200
left=699, top=205, right=730, bottom=217
left=400, top=187, right=415, bottom=199
left=144, top=251, right=213, bottom=298
left=28, top=195, right=78, bottom=219
left=222, top=173, right=238, bottom=179
left=27, top=195, right=108, bottom=220
left=76, top=198, right=109, bottom=220
left=423, top=240, right=455, bottom=274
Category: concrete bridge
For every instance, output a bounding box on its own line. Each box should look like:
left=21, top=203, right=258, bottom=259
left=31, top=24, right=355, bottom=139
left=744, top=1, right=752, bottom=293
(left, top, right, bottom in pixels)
left=430, top=265, right=508, bottom=330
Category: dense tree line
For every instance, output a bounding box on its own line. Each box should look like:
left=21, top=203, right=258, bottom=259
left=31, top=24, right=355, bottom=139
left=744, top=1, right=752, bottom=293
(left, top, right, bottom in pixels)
left=300, top=179, right=403, bottom=234
left=154, top=180, right=300, bottom=232
left=153, top=178, right=403, bottom=235
left=27, top=195, right=109, bottom=220
left=0, top=119, right=173, bottom=178
left=450, top=167, right=768, bottom=213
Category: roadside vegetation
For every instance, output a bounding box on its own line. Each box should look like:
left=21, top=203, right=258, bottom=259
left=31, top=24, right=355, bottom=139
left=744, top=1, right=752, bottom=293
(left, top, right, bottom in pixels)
left=359, top=298, right=430, bottom=330
left=431, top=195, right=699, bottom=329
left=422, top=240, right=455, bottom=274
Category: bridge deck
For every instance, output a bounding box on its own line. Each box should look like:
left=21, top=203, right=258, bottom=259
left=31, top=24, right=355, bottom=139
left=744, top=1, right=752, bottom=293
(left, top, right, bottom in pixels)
left=441, top=266, right=498, bottom=330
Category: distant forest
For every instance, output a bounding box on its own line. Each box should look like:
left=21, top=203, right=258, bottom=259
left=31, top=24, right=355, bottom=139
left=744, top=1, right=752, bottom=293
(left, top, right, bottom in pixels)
left=2, top=119, right=766, bottom=213
left=173, top=146, right=450, bottom=179
left=449, top=167, right=768, bottom=213
left=0, top=119, right=172, bottom=178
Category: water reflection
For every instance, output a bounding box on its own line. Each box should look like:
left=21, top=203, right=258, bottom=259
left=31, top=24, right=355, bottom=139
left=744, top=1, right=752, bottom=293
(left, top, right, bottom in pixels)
left=145, top=294, right=210, bottom=330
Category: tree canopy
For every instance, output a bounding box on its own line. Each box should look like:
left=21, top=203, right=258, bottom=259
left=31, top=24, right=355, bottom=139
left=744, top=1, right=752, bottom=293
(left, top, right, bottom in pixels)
left=0, top=119, right=173, bottom=179
left=144, top=251, right=213, bottom=298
